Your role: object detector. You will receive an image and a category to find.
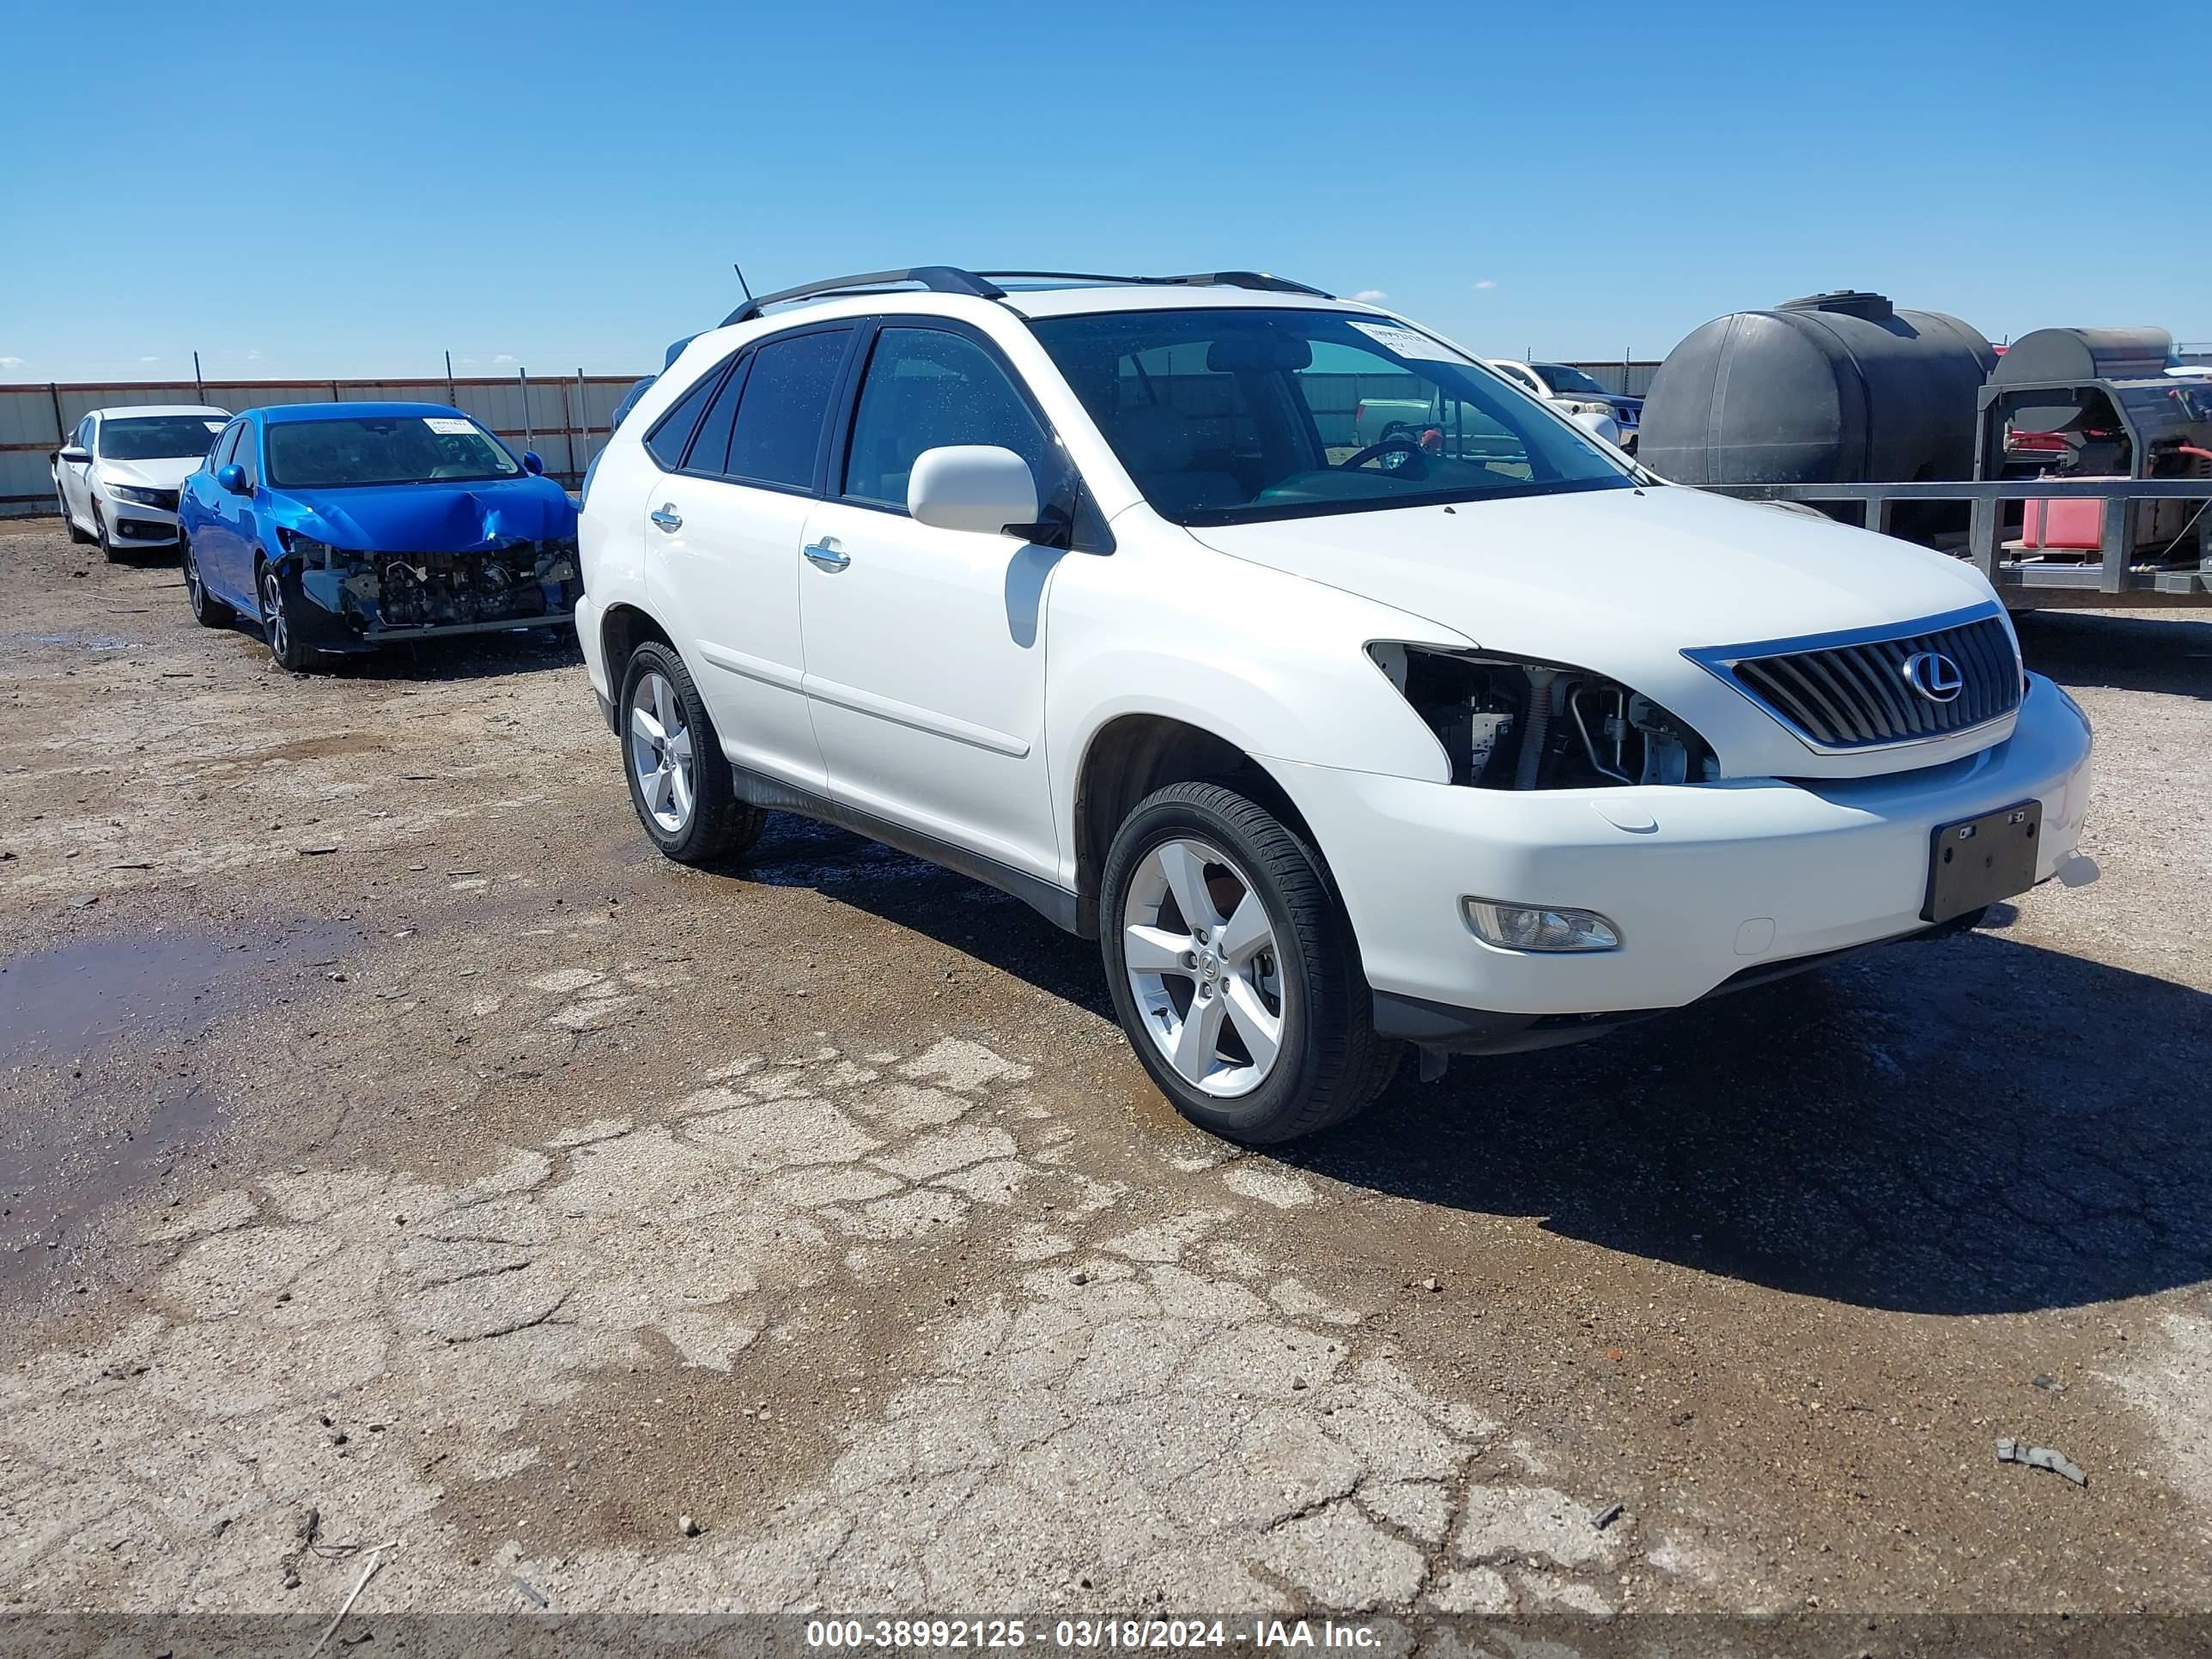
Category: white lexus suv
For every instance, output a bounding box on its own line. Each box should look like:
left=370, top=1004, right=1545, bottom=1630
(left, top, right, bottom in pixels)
left=576, top=268, right=2094, bottom=1144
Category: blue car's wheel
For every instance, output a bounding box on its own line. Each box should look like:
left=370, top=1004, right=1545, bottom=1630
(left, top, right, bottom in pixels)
left=183, top=539, right=232, bottom=628
left=258, top=560, right=315, bottom=672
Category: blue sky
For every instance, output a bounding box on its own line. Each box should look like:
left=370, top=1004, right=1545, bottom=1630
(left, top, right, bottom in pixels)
left=2, top=0, right=2203, bottom=382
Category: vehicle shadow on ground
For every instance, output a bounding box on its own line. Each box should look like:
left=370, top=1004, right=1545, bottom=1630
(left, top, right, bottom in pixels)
left=751, top=811, right=2212, bottom=1317
left=1283, top=932, right=2212, bottom=1316
left=217, top=617, right=582, bottom=684
left=2018, top=610, right=2212, bottom=700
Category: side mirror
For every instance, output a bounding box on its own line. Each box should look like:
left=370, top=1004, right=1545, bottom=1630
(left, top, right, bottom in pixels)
left=907, top=445, right=1038, bottom=536
left=58, top=445, right=90, bottom=465
left=521, top=450, right=544, bottom=476
left=217, top=464, right=248, bottom=495
left=1571, top=410, right=1621, bottom=447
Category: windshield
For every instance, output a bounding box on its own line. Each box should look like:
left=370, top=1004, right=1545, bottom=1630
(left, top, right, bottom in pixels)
left=264, top=415, right=521, bottom=489
left=1029, top=310, right=1634, bottom=526
left=1534, top=363, right=1609, bottom=396
left=101, top=415, right=226, bottom=460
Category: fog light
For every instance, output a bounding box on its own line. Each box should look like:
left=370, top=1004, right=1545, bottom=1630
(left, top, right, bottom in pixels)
left=1462, top=897, right=1620, bottom=952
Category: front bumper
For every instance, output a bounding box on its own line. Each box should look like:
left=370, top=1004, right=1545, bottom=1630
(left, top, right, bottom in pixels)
left=289, top=541, right=582, bottom=651
left=105, top=502, right=179, bottom=544
left=1266, top=673, right=2093, bottom=1038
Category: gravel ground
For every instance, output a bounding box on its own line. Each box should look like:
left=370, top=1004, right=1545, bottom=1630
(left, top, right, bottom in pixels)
left=2, top=514, right=2209, bottom=1620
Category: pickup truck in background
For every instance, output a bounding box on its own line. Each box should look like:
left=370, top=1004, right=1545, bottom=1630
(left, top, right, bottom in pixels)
left=1485, top=360, right=1643, bottom=452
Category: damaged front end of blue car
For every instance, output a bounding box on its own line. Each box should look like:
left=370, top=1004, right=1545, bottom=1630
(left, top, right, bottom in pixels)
left=262, top=464, right=584, bottom=651
left=284, top=533, right=582, bottom=646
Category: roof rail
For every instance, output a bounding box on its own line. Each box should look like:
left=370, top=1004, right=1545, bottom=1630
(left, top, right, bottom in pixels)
left=1154, top=271, right=1335, bottom=298
left=721, top=266, right=1007, bottom=327
left=972, top=270, right=1335, bottom=299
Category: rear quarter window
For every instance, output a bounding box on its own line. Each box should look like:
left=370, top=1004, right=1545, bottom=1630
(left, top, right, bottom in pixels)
left=725, top=329, right=851, bottom=490
left=644, top=362, right=730, bottom=471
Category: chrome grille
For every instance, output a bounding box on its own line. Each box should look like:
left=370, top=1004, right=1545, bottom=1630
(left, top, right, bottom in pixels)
left=1703, top=611, right=2022, bottom=750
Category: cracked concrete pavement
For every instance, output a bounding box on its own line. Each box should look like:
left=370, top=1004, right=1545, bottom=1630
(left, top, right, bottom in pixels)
left=3, top=518, right=2212, bottom=1618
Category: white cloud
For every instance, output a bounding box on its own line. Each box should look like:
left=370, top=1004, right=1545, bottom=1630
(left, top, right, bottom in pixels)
left=139, top=355, right=161, bottom=362
left=246, top=349, right=264, bottom=362
left=459, top=356, right=479, bottom=368
left=0, top=356, right=24, bottom=369
left=493, top=354, right=518, bottom=365
left=1351, top=289, right=1388, bottom=303
left=1474, top=280, right=1498, bottom=291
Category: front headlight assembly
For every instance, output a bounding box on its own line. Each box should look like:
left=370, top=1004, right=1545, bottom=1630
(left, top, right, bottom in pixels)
left=106, top=484, right=169, bottom=507
left=1370, top=643, right=1717, bottom=790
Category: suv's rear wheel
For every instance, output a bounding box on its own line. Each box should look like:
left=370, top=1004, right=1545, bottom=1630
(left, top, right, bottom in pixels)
left=619, top=640, right=765, bottom=866
left=1100, top=781, right=1401, bottom=1144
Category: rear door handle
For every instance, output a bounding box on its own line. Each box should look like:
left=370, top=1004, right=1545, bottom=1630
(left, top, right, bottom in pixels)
left=802, top=538, right=849, bottom=571
left=650, top=504, right=683, bottom=532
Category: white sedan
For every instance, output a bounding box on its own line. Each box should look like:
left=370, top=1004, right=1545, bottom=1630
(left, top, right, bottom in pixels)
left=53, top=404, right=231, bottom=559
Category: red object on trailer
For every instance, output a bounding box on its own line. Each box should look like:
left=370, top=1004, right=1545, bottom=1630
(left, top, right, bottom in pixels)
left=2020, top=488, right=2114, bottom=550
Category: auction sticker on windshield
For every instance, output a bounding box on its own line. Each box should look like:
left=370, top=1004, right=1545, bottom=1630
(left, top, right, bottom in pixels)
left=1346, top=320, right=1468, bottom=363
left=423, top=417, right=476, bottom=435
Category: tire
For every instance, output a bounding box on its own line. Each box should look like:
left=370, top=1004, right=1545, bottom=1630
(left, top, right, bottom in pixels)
left=617, top=639, right=766, bottom=866
left=94, top=503, right=120, bottom=562
left=1100, top=781, right=1401, bottom=1145
left=182, top=538, right=233, bottom=627
left=60, top=486, right=93, bottom=544
left=257, top=559, right=316, bottom=672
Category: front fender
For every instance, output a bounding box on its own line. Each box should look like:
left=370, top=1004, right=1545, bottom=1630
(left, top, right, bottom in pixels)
left=1042, top=526, right=1474, bottom=888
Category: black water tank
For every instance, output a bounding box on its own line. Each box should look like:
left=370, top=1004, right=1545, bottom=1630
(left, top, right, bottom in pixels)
left=1639, top=292, right=1996, bottom=484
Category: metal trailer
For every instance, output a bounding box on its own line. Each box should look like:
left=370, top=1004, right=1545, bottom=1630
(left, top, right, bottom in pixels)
left=1699, top=475, right=2212, bottom=608
left=1700, top=328, right=2212, bottom=609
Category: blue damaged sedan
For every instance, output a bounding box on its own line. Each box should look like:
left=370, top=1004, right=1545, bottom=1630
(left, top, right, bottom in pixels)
left=177, top=402, right=581, bottom=671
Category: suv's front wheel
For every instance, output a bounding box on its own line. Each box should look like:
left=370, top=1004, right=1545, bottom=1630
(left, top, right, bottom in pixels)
left=619, top=641, right=766, bottom=866
left=1100, top=782, right=1401, bottom=1144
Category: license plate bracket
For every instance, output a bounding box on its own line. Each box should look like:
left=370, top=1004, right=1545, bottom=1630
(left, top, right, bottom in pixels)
left=1923, top=799, right=2043, bottom=924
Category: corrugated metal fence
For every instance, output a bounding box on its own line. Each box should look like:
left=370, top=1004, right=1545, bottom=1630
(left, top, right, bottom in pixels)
left=1, top=373, right=641, bottom=515
left=1560, top=361, right=1663, bottom=397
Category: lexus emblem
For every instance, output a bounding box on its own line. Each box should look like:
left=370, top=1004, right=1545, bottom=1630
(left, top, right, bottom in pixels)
left=1901, top=651, right=1965, bottom=703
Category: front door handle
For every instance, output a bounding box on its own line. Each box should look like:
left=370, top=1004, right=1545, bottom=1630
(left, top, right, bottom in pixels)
left=802, top=538, right=850, bottom=572
left=650, top=503, right=683, bottom=532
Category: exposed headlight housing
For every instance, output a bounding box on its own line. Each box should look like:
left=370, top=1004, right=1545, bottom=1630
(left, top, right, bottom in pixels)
left=106, top=484, right=169, bottom=507
left=1369, top=644, right=1718, bottom=790
left=1463, top=898, right=1621, bottom=952
left=276, top=530, right=339, bottom=565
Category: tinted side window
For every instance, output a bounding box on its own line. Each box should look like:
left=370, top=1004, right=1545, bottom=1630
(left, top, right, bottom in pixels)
left=212, top=422, right=243, bottom=469
left=843, top=328, right=1054, bottom=507
left=77, top=416, right=95, bottom=453
left=726, top=329, right=850, bottom=490
left=644, top=361, right=728, bottom=470
left=232, top=422, right=260, bottom=487
left=682, top=356, right=750, bottom=477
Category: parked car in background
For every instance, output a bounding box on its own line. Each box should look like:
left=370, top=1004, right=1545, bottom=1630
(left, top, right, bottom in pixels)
left=52, top=405, right=232, bottom=559
left=1486, top=361, right=1643, bottom=451
left=177, top=403, right=581, bottom=671
left=576, top=266, right=2093, bottom=1146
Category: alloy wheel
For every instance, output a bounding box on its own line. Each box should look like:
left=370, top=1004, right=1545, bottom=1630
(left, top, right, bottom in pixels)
left=185, top=548, right=206, bottom=619
left=628, top=670, right=696, bottom=834
left=1121, top=836, right=1286, bottom=1097
left=259, top=565, right=289, bottom=663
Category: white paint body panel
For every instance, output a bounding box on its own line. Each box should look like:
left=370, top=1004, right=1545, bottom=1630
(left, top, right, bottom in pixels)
left=54, top=404, right=229, bottom=542
left=577, top=284, right=2094, bottom=1027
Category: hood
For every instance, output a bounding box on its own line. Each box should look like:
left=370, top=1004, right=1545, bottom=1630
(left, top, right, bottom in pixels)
left=1185, top=482, right=2010, bottom=780
left=268, top=474, right=578, bottom=553
left=99, top=456, right=200, bottom=491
